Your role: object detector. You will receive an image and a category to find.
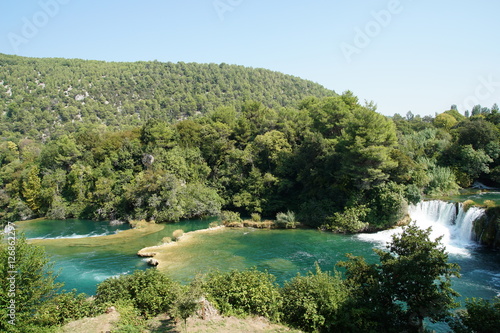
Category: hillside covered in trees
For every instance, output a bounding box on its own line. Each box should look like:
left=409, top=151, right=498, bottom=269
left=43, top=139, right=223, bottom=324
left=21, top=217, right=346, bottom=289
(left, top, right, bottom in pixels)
left=0, top=53, right=335, bottom=140
left=1, top=55, right=500, bottom=236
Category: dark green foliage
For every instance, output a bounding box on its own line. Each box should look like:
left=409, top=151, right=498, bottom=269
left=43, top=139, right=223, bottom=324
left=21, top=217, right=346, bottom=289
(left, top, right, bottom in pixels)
left=202, top=268, right=283, bottom=321
left=323, top=205, right=369, bottom=233
left=1, top=53, right=499, bottom=235
left=338, top=223, right=461, bottom=332
left=0, top=233, right=62, bottom=332
left=33, top=290, right=103, bottom=326
left=95, top=268, right=180, bottom=318
left=448, top=297, right=500, bottom=333
left=281, top=265, right=348, bottom=332
left=364, top=182, right=408, bottom=229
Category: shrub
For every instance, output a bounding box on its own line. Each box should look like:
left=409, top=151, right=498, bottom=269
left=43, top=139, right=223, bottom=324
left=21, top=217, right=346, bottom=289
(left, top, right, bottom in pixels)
left=172, top=229, right=184, bottom=241
left=172, top=278, right=204, bottom=330
left=208, top=221, right=219, bottom=228
left=251, top=213, right=261, bottom=222
left=324, top=205, right=369, bottom=233
left=111, top=299, right=148, bottom=333
left=448, top=297, right=500, bottom=333
left=275, top=211, right=299, bottom=229
left=281, top=265, right=348, bottom=332
left=483, top=200, right=496, bottom=208
left=462, top=200, right=476, bottom=212
left=425, top=166, right=460, bottom=196
left=95, top=269, right=181, bottom=318
left=219, top=210, right=241, bottom=224
left=202, top=268, right=282, bottom=321
left=33, top=290, right=103, bottom=326
left=405, top=184, right=422, bottom=205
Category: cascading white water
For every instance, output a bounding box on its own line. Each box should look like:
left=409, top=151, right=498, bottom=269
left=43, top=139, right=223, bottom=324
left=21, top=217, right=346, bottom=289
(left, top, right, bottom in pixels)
left=358, top=200, right=485, bottom=256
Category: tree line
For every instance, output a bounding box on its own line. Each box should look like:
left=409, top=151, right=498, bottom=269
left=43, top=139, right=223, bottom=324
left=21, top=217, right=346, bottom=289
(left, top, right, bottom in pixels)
left=0, top=54, right=499, bottom=234
left=1, top=98, right=499, bottom=233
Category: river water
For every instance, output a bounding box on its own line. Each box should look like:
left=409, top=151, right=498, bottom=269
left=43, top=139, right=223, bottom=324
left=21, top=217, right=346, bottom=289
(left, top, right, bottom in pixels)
left=14, top=200, right=500, bottom=331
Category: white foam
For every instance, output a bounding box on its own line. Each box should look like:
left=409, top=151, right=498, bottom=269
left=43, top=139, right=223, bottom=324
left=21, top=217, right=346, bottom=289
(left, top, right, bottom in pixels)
left=357, top=200, right=484, bottom=256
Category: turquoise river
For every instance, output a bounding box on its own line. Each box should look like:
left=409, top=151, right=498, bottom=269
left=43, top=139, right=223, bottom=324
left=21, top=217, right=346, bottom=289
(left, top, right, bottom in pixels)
left=13, top=196, right=500, bottom=331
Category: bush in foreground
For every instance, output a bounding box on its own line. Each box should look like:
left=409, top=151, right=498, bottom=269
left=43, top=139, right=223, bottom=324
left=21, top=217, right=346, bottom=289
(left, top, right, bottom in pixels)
left=95, top=269, right=180, bottom=318
left=448, top=297, right=500, bottom=333
left=281, top=265, right=348, bottom=332
left=202, top=268, right=282, bottom=321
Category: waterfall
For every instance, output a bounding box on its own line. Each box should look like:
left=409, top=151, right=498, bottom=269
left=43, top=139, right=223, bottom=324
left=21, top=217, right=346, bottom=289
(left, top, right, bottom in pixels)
left=408, top=201, right=484, bottom=248
left=358, top=200, right=485, bottom=255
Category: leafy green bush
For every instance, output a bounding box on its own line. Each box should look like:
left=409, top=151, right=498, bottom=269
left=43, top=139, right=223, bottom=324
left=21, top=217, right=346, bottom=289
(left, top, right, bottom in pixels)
left=275, top=211, right=299, bottom=229
left=324, top=205, right=369, bottom=233
left=281, top=265, right=348, bottom=332
left=448, top=297, right=500, bottom=333
left=425, top=166, right=460, bottom=196
left=95, top=269, right=181, bottom=318
left=33, top=290, right=103, bottom=327
left=365, top=182, right=408, bottom=229
left=0, top=234, right=62, bottom=332
left=219, top=210, right=242, bottom=224
left=251, top=212, right=262, bottom=222
left=202, top=268, right=282, bottom=321
left=404, top=184, right=422, bottom=205
left=172, top=278, right=204, bottom=330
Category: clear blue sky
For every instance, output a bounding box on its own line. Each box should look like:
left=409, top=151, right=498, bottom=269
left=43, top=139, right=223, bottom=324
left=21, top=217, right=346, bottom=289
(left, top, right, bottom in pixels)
left=1, top=0, right=499, bottom=116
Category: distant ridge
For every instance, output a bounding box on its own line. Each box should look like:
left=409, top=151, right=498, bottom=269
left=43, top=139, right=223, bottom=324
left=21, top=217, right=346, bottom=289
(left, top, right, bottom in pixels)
left=0, top=53, right=335, bottom=139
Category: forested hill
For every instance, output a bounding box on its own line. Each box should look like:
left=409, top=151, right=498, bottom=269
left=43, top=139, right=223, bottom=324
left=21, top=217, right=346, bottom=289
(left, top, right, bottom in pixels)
left=0, top=53, right=335, bottom=139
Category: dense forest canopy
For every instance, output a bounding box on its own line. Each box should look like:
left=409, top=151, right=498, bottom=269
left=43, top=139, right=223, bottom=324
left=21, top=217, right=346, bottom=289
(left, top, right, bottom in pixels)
left=1, top=54, right=499, bottom=234
left=0, top=53, right=335, bottom=140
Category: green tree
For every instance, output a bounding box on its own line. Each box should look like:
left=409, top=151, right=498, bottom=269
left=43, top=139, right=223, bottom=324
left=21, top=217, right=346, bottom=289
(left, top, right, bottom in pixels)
left=378, top=224, right=460, bottom=332
left=448, top=297, right=500, bottom=333
left=281, top=265, right=348, bottom=332
left=21, top=165, right=42, bottom=213
left=202, top=268, right=282, bottom=321
left=0, top=232, right=62, bottom=332
left=434, top=113, right=458, bottom=130
left=338, top=106, right=398, bottom=189
left=95, top=268, right=180, bottom=318
left=338, top=223, right=460, bottom=332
